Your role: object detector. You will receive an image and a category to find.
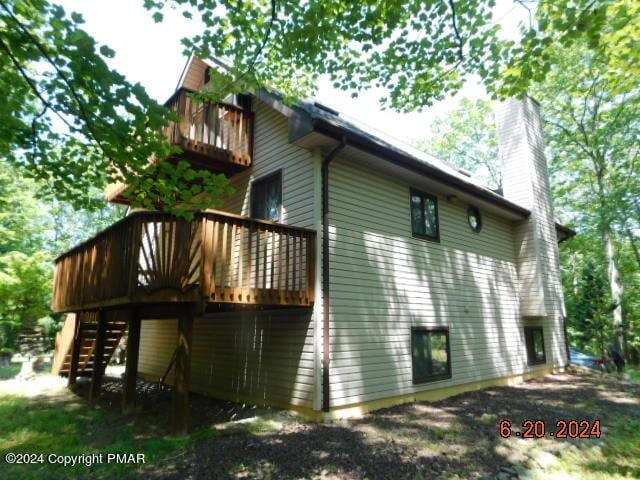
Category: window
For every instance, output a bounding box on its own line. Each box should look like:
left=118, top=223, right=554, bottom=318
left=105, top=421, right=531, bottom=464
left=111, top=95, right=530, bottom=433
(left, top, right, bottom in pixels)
left=251, top=172, right=282, bottom=222
left=411, top=328, right=451, bottom=383
left=524, top=327, right=546, bottom=365
left=467, top=206, right=482, bottom=233
left=410, top=189, right=439, bottom=241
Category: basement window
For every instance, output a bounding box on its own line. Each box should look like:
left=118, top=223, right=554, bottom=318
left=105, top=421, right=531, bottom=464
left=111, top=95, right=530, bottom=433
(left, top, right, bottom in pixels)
left=410, top=189, right=439, bottom=241
left=251, top=171, right=282, bottom=222
left=411, top=327, right=451, bottom=383
left=524, top=327, right=546, bottom=365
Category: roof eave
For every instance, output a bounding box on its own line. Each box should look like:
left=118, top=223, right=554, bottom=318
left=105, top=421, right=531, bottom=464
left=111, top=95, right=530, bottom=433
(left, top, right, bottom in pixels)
left=310, top=117, right=531, bottom=219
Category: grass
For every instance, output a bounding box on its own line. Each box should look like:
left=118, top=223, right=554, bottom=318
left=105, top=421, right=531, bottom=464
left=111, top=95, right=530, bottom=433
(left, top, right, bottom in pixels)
left=0, top=369, right=638, bottom=479
left=627, top=367, right=640, bottom=383
left=0, top=394, right=211, bottom=479
left=555, top=417, right=640, bottom=479
left=0, top=362, right=21, bottom=380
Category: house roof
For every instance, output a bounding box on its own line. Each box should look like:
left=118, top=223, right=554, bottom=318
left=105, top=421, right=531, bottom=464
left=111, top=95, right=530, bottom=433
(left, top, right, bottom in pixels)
left=287, top=96, right=575, bottom=240
left=288, top=96, right=531, bottom=217
left=175, top=57, right=576, bottom=240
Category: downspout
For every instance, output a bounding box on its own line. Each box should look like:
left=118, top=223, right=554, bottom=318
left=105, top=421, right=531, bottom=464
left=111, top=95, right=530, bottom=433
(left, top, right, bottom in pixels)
left=321, top=137, right=347, bottom=413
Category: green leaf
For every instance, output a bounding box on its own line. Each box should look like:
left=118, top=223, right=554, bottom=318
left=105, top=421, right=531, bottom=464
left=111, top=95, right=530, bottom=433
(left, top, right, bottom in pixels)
left=99, top=45, right=115, bottom=58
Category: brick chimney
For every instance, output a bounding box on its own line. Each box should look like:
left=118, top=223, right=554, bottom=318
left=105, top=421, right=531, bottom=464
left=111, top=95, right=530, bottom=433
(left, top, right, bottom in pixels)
left=495, top=97, right=565, bottom=323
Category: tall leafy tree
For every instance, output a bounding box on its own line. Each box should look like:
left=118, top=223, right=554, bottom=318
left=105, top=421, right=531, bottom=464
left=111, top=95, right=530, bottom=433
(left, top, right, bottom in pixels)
left=561, top=234, right=613, bottom=357
left=0, top=160, right=48, bottom=254
left=0, top=0, right=231, bottom=215
left=0, top=251, right=51, bottom=352
left=0, top=157, right=126, bottom=351
left=531, top=44, right=639, bottom=357
left=415, top=98, right=501, bottom=190
left=144, top=0, right=637, bottom=109
left=1, top=0, right=636, bottom=215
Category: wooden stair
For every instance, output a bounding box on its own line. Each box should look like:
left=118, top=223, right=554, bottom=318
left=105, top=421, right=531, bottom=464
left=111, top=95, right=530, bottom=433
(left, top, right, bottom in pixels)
left=54, top=315, right=127, bottom=378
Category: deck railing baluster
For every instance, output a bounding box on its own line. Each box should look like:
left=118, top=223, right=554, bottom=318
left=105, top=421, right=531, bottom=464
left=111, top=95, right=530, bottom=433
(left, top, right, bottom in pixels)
left=52, top=211, right=316, bottom=311
left=164, top=89, right=253, bottom=168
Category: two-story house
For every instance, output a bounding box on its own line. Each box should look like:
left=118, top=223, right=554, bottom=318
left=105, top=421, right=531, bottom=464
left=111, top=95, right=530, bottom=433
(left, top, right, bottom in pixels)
left=51, top=57, right=574, bottom=432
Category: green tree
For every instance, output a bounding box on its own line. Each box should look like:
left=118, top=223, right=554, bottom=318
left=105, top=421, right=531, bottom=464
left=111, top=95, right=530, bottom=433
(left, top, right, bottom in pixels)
left=0, top=0, right=231, bottom=215
left=46, top=198, right=124, bottom=255
left=0, top=159, right=48, bottom=254
left=561, top=234, right=613, bottom=357
left=415, top=98, right=501, bottom=190
left=0, top=157, right=128, bottom=351
left=0, top=251, right=51, bottom=353
left=531, top=44, right=639, bottom=358
left=144, top=0, right=638, bottom=109
left=2, top=1, right=637, bottom=214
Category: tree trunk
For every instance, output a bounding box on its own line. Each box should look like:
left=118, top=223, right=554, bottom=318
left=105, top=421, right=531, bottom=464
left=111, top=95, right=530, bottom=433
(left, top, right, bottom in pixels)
left=604, top=228, right=625, bottom=356
left=625, top=228, right=640, bottom=269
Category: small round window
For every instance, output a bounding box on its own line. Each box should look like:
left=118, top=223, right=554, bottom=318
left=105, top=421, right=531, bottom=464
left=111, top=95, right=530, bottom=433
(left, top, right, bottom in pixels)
left=467, top=206, right=482, bottom=233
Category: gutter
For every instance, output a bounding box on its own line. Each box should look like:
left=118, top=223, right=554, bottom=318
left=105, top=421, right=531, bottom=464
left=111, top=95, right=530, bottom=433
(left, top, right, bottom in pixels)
left=555, top=223, right=577, bottom=243
left=321, top=137, right=347, bottom=413
left=312, top=119, right=531, bottom=219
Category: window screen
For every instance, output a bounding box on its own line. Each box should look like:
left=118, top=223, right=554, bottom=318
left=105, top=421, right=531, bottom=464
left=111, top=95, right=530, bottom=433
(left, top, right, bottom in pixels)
left=410, top=190, right=439, bottom=241
left=524, top=327, right=546, bottom=365
left=411, top=328, right=451, bottom=383
left=251, top=172, right=282, bottom=222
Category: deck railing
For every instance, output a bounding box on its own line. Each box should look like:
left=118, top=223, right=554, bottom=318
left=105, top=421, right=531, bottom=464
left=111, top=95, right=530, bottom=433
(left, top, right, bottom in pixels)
left=165, top=88, right=253, bottom=167
left=52, top=211, right=316, bottom=312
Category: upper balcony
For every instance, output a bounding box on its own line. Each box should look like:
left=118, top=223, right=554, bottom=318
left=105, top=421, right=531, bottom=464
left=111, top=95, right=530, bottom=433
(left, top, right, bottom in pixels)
left=165, top=88, right=253, bottom=172
left=52, top=210, right=316, bottom=313
left=107, top=88, right=254, bottom=204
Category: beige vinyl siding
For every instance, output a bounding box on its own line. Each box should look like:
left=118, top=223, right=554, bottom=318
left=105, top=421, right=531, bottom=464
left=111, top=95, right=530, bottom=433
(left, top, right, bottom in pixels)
left=220, top=99, right=315, bottom=229
left=138, top=319, right=178, bottom=383
left=138, top=310, right=315, bottom=408
left=327, top=157, right=534, bottom=407
left=137, top=98, right=318, bottom=410
left=496, top=98, right=567, bottom=368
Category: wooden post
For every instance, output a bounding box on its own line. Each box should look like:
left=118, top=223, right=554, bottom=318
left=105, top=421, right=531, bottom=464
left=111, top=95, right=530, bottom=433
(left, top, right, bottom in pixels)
left=172, top=307, right=194, bottom=435
left=89, top=311, right=107, bottom=404
left=67, top=312, right=82, bottom=387
left=122, top=310, right=141, bottom=412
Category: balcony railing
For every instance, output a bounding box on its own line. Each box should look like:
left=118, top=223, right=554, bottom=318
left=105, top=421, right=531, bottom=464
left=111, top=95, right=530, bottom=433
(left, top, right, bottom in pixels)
left=52, top=211, right=316, bottom=312
left=165, top=88, right=253, bottom=170
left=106, top=89, right=253, bottom=204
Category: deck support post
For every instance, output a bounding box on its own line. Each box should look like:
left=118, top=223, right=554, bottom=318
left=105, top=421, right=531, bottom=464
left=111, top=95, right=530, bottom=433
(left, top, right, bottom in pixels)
left=89, top=310, right=107, bottom=404
left=172, top=307, right=194, bottom=435
left=122, top=310, right=141, bottom=412
left=67, top=312, right=82, bottom=387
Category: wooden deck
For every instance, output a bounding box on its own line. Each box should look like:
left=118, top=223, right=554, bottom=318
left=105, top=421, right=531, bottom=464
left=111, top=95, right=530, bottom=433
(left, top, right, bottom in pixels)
left=107, top=89, right=253, bottom=204
left=52, top=210, right=316, bottom=313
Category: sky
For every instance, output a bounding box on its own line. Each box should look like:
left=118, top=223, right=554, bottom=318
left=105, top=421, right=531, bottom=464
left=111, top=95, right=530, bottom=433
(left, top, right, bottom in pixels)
left=59, top=0, right=529, bottom=146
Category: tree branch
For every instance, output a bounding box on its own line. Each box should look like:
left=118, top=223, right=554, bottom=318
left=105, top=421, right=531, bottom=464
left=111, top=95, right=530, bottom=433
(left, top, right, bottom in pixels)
left=0, top=36, right=77, bottom=133
left=514, top=0, right=533, bottom=26
left=448, top=0, right=464, bottom=62
left=580, top=75, right=600, bottom=128
left=31, top=104, right=48, bottom=158
left=0, top=0, right=111, bottom=158
left=242, top=0, right=277, bottom=79
left=544, top=117, right=595, bottom=161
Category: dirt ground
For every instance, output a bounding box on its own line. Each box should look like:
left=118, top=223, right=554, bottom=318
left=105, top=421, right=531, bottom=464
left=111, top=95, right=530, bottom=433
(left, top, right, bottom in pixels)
left=84, top=369, right=640, bottom=479
left=2, top=368, right=638, bottom=479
